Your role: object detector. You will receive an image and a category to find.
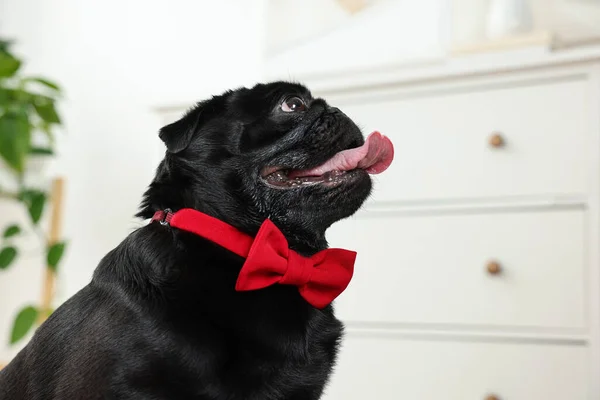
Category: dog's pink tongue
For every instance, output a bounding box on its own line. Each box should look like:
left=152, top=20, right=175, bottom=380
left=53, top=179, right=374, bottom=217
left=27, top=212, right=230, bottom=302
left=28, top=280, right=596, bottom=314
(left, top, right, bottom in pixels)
left=292, top=131, right=394, bottom=177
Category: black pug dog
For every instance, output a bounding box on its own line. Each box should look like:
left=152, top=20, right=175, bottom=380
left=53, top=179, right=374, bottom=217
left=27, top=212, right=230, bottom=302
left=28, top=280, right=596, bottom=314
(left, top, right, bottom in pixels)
left=0, top=81, right=393, bottom=399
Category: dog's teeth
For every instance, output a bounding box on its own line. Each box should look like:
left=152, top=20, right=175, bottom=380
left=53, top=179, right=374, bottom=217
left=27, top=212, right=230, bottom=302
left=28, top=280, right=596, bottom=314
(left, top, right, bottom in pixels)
left=265, top=168, right=352, bottom=188
left=271, top=171, right=287, bottom=182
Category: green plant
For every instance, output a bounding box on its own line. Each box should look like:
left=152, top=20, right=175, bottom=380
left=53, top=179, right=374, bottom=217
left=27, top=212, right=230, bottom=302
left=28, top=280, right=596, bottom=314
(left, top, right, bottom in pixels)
left=0, top=38, right=67, bottom=344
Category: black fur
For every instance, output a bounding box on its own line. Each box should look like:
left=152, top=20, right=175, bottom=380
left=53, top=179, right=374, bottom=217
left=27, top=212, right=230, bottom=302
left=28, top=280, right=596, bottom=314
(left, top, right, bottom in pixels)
left=0, top=81, right=372, bottom=399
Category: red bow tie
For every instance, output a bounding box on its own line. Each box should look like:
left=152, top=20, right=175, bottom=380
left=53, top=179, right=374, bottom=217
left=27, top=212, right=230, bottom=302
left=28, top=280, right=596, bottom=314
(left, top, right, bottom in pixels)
left=151, top=208, right=356, bottom=309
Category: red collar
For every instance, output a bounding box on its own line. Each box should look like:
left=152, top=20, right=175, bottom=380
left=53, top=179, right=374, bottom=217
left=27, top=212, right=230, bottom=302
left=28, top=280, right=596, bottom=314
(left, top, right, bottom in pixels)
left=151, top=208, right=355, bottom=309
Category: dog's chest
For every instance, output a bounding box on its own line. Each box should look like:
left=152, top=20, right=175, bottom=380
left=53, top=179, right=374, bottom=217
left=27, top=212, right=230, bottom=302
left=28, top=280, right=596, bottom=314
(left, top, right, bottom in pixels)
left=162, top=309, right=343, bottom=400
left=228, top=321, right=341, bottom=399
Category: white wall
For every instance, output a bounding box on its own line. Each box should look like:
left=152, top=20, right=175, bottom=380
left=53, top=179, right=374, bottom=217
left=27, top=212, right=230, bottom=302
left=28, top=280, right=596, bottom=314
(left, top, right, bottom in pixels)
left=265, top=0, right=446, bottom=79
left=0, top=0, right=267, bottom=361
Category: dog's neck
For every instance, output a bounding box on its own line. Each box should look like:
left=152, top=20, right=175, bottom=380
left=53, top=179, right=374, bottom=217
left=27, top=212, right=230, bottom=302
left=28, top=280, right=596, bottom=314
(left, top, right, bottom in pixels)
left=276, top=228, right=328, bottom=256
left=189, top=206, right=329, bottom=256
left=137, top=173, right=329, bottom=256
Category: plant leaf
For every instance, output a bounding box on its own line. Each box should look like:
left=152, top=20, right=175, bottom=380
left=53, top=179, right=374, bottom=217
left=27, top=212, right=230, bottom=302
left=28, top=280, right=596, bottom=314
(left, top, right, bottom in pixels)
left=0, top=109, right=31, bottom=173
left=3, top=224, right=21, bottom=238
left=10, top=305, right=38, bottom=344
left=12, top=88, right=34, bottom=104
left=0, top=246, right=17, bottom=269
left=29, top=146, right=53, bottom=156
left=33, top=97, right=60, bottom=124
left=0, top=40, right=13, bottom=53
left=47, top=242, right=66, bottom=272
left=23, top=77, right=61, bottom=92
left=0, top=87, right=10, bottom=105
left=0, top=51, right=21, bottom=78
left=28, top=192, right=46, bottom=224
left=19, top=189, right=46, bottom=224
left=0, top=88, right=28, bottom=107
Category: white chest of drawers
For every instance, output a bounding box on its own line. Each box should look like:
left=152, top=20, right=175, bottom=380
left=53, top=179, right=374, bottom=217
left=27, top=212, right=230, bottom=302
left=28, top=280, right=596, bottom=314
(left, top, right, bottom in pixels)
left=284, top=48, right=600, bottom=400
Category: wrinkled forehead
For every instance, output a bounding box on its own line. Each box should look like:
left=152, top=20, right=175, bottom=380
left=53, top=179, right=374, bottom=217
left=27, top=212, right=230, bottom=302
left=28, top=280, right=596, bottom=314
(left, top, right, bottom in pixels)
left=261, top=82, right=313, bottom=100
left=229, top=82, right=314, bottom=113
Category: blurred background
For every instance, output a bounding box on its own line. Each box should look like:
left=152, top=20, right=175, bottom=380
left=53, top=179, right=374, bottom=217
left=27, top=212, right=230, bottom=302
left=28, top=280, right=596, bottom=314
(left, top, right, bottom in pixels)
left=2, top=0, right=600, bottom=398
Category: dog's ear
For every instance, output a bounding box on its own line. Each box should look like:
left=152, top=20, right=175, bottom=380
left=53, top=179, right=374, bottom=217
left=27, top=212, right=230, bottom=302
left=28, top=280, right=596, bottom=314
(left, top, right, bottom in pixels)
left=159, top=94, right=231, bottom=153
left=158, top=107, right=202, bottom=154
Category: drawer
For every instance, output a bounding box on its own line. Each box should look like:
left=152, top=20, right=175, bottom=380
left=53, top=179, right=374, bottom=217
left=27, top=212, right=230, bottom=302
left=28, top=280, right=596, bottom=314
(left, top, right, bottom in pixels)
left=328, top=209, right=586, bottom=330
left=323, top=337, right=588, bottom=400
left=338, top=78, right=589, bottom=202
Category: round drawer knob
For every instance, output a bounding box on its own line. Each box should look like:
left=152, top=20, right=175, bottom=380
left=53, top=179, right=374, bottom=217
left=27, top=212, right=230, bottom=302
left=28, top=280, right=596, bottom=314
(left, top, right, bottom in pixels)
left=486, top=261, right=502, bottom=275
left=489, top=132, right=505, bottom=148
left=485, top=395, right=501, bottom=400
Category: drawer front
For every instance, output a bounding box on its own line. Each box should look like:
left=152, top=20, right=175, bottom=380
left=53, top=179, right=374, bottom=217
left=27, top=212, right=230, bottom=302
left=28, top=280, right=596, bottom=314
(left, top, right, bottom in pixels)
left=328, top=209, right=586, bottom=329
left=338, top=79, right=589, bottom=202
left=323, top=337, right=588, bottom=400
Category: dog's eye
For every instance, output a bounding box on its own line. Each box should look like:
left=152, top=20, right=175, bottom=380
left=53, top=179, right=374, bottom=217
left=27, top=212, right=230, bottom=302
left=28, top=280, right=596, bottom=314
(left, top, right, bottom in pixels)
left=281, top=96, right=306, bottom=112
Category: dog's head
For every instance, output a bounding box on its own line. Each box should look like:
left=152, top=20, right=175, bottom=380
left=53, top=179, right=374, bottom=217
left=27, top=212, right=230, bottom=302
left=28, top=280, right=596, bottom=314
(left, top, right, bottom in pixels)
left=139, top=82, right=393, bottom=252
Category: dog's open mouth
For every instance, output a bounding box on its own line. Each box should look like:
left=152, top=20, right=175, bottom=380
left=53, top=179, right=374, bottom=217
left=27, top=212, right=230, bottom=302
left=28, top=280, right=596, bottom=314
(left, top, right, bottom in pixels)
left=261, top=131, right=394, bottom=189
